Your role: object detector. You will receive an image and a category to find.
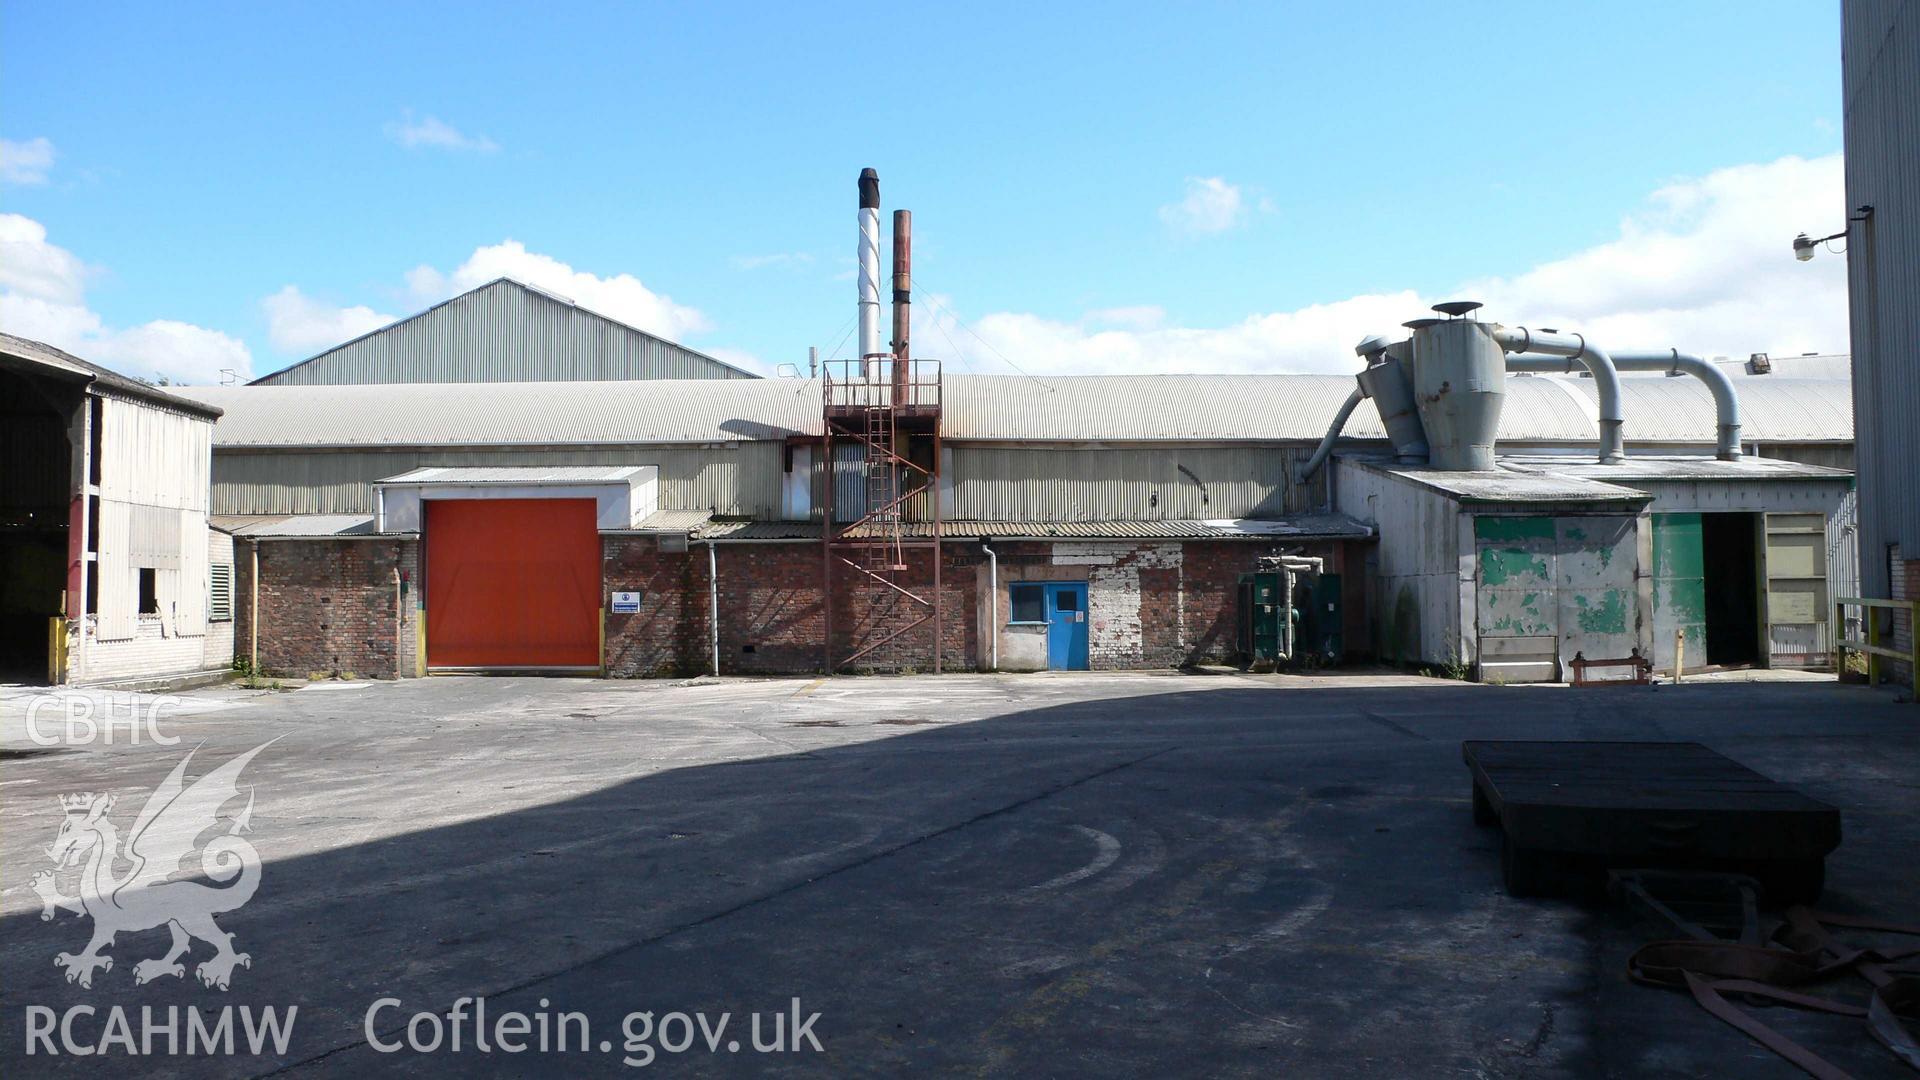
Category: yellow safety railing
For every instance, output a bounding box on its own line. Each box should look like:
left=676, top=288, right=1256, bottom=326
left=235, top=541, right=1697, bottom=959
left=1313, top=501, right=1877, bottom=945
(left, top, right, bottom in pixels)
left=1833, top=596, right=1920, bottom=695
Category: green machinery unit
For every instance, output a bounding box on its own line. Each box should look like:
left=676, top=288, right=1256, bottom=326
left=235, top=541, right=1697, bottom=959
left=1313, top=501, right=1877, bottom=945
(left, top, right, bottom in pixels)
left=1236, top=570, right=1294, bottom=663
left=1238, top=567, right=1344, bottom=665
left=1297, top=572, right=1344, bottom=663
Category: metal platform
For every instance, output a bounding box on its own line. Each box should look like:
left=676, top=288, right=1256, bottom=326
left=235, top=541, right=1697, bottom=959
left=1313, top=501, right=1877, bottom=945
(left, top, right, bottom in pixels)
left=1463, top=740, right=1841, bottom=900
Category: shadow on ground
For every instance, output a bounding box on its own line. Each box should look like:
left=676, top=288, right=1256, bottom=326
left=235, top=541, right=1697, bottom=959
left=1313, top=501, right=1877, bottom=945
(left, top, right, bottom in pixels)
left=2, top=680, right=1916, bottom=1078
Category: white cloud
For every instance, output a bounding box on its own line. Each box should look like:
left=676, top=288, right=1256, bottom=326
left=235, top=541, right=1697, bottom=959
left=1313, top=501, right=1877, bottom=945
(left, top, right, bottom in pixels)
left=1159, top=176, right=1248, bottom=236
left=731, top=252, right=815, bottom=271
left=0, top=213, right=88, bottom=303
left=933, top=154, right=1847, bottom=376
left=405, top=239, right=710, bottom=340
left=0, top=213, right=250, bottom=383
left=1, top=136, right=56, bottom=185
left=1464, top=154, right=1847, bottom=358
left=1084, top=305, right=1166, bottom=330
left=385, top=112, right=499, bottom=153
left=261, top=285, right=396, bottom=353
left=702, top=346, right=769, bottom=375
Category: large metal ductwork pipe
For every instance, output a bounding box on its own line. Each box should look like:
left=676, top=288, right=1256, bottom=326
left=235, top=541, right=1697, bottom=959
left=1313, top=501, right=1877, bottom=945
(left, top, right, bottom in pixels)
left=1493, top=327, right=1625, bottom=465
left=1297, top=335, right=1429, bottom=485
left=1296, top=386, right=1366, bottom=485
left=1359, top=339, right=1429, bottom=464
left=1610, top=350, right=1743, bottom=460
left=857, top=168, right=883, bottom=368
left=1411, top=318, right=1506, bottom=471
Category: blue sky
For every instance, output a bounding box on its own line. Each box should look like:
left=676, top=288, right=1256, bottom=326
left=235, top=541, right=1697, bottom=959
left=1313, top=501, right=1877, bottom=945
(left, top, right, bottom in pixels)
left=0, top=1, right=1849, bottom=383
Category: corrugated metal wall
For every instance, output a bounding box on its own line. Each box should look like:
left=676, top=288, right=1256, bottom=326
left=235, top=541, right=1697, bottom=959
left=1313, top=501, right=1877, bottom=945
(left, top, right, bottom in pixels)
left=1756, top=443, right=1857, bottom=471
left=948, top=445, right=1317, bottom=521
left=1844, top=0, right=1920, bottom=594
left=1331, top=460, right=1467, bottom=665
left=94, top=397, right=213, bottom=640
left=210, top=444, right=786, bottom=519
left=253, top=279, right=754, bottom=386
left=1830, top=488, right=1862, bottom=640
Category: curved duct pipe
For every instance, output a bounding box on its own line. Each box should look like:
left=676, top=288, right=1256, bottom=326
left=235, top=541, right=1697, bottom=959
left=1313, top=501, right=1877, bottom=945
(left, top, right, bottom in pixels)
left=1610, top=350, right=1742, bottom=460
left=1295, top=386, right=1366, bottom=485
left=1493, top=327, right=1625, bottom=464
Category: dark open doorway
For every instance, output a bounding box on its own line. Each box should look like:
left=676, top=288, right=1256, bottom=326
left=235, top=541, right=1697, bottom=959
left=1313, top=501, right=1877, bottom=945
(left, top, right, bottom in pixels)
left=0, top=364, right=76, bottom=684
left=1701, top=512, right=1761, bottom=667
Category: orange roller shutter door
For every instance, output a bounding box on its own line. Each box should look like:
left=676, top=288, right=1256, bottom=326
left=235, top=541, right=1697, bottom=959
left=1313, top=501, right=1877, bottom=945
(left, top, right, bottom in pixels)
left=425, top=498, right=601, bottom=669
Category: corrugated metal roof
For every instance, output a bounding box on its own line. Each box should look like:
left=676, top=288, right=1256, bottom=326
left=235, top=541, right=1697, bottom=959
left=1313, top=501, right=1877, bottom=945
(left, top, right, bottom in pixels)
left=1502, top=455, right=1853, bottom=482
left=251, top=278, right=757, bottom=385
left=378, top=465, right=647, bottom=485
left=681, top=515, right=1372, bottom=541
left=631, top=509, right=716, bottom=533
left=174, top=379, right=819, bottom=446
left=1712, top=353, right=1852, bottom=380
left=1, top=332, right=225, bottom=419
left=1351, top=459, right=1652, bottom=504
left=210, top=514, right=376, bottom=537
left=938, top=374, right=1387, bottom=441
left=175, top=372, right=1854, bottom=449
left=1615, top=377, right=1854, bottom=443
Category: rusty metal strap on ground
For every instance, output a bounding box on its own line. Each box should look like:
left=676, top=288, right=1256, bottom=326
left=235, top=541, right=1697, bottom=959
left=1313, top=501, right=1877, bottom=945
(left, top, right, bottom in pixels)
left=1628, top=906, right=1920, bottom=1078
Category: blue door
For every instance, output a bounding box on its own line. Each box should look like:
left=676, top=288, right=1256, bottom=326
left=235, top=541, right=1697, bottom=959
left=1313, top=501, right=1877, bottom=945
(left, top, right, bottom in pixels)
left=1045, top=582, right=1090, bottom=670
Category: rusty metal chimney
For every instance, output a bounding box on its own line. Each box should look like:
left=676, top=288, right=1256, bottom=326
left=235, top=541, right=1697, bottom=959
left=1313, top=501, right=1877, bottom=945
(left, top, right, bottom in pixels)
left=891, top=208, right=911, bottom=401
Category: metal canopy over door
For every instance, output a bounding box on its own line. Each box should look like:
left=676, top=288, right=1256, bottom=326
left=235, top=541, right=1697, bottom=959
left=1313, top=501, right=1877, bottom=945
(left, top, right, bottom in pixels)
left=1045, top=582, right=1089, bottom=670
left=426, top=498, right=601, bottom=670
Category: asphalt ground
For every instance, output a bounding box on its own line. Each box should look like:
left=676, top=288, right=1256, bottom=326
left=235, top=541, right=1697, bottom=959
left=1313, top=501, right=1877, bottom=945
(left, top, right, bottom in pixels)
left=1, top=670, right=1915, bottom=1077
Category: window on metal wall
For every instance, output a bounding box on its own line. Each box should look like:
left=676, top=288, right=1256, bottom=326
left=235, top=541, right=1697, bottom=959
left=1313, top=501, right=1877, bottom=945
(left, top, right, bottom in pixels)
left=138, top=569, right=159, bottom=615
left=1010, top=583, right=1044, bottom=623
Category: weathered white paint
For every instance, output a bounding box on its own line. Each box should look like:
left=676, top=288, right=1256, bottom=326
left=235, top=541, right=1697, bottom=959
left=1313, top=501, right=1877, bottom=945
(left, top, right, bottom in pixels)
left=1332, top=459, right=1467, bottom=666
left=376, top=468, right=659, bottom=532
left=87, top=397, right=215, bottom=667
left=1000, top=624, right=1048, bottom=672
left=1051, top=542, right=1180, bottom=669
left=782, top=445, right=814, bottom=521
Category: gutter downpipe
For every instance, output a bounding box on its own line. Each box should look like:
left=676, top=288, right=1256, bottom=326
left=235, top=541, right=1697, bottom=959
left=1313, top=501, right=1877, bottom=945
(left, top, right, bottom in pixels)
left=249, top=540, right=259, bottom=677
left=1611, top=349, right=1742, bottom=460
left=707, top=541, right=720, bottom=677
left=1493, top=327, right=1625, bottom=464
left=981, top=540, right=998, bottom=671
left=1296, top=386, right=1366, bottom=485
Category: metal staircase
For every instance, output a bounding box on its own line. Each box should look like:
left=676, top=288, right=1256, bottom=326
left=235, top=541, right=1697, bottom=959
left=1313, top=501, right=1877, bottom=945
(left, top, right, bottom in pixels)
left=822, top=358, right=942, bottom=671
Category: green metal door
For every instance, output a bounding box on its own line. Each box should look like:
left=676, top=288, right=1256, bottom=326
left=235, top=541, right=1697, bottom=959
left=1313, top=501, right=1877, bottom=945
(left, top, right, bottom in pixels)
left=1652, top=513, right=1707, bottom=673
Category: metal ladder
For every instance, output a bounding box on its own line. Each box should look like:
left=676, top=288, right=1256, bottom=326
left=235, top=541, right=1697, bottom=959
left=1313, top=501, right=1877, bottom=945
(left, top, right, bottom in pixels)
left=861, top=404, right=907, bottom=572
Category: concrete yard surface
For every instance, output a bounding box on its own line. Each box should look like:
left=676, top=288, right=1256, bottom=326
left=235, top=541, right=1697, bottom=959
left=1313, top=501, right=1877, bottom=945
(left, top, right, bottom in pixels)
left=1, top=672, right=1916, bottom=1077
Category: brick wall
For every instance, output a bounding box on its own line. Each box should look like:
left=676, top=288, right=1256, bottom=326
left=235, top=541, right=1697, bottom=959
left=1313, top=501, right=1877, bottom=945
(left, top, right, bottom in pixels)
left=247, top=533, right=1363, bottom=678
left=601, top=538, right=976, bottom=676
left=602, top=536, right=705, bottom=677
left=237, top=537, right=418, bottom=679
left=989, top=538, right=1350, bottom=669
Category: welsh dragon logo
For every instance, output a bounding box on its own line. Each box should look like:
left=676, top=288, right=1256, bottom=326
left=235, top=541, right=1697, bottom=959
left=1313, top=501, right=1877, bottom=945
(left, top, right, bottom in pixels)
left=31, top=742, right=272, bottom=991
